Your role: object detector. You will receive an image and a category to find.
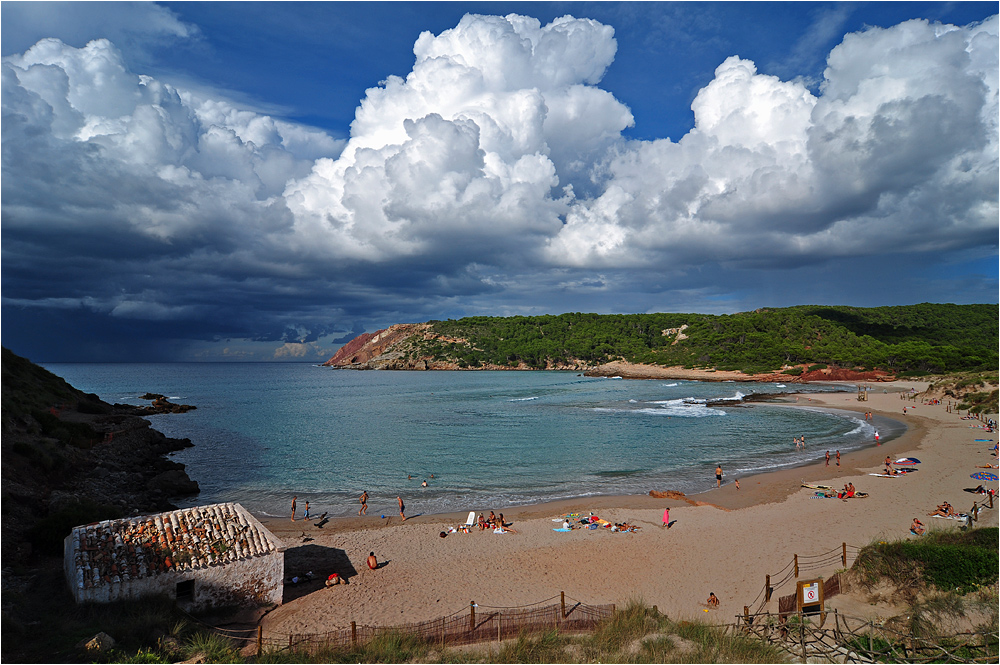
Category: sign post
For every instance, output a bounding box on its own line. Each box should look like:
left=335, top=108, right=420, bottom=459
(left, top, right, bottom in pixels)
left=796, top=578, right=825, bottom=624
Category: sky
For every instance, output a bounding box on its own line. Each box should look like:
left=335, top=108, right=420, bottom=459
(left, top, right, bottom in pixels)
left=2, top=2, right=997, bottom=363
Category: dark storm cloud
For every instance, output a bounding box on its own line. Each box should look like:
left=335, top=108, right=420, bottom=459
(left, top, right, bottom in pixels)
left=1, top=12, right=997, bottom=361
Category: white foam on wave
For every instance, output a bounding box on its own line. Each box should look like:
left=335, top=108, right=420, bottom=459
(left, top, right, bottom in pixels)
left=509, top=396, right=539, bottom=402
left=594, top=401, right=724, bottom=418
left=775, top=384, right=786, bottom=388
left=719, top=391, right=746, bottom=401
left=629, top=399, right=638, bottom=403
left=844, top=416, right=873, bottom=437
left=651, top=397, right=707, bottom=405
left=662, top=383, right=678, bottom=387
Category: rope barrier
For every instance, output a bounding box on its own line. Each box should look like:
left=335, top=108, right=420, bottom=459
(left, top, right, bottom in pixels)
left=476, top=594, right=561, bottom=609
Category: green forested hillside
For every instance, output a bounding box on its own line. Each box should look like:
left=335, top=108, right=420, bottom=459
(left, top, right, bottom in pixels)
left=416, top=304, right=997, bottom=375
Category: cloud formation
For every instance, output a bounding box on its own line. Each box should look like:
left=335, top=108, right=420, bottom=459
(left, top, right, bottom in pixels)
left=2, top=12, right=997, bottom=360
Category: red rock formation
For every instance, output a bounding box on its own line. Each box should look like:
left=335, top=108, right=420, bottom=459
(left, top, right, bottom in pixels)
left=323, top=324, right=430, bottom=367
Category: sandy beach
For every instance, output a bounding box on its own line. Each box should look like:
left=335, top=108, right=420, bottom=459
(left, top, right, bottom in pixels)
left=257, top=382, right=998, bottom=637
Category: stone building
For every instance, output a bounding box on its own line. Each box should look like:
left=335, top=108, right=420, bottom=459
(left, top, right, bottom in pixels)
left=64, top=502, right=285, bottom=611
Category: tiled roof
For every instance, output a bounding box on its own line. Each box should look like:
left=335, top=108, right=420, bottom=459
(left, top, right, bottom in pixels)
left=69, top=502, right=281, bottom=590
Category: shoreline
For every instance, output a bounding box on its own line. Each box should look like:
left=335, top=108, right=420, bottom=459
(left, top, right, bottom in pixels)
left=256, top=387, right=910, bottom=533
left=254, top=379, right=1000, bottom=636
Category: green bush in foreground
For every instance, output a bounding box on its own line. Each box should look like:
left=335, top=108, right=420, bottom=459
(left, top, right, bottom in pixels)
left=257, top=601, right=786, bottom=663
left=852, top=527, right=999, bottom=596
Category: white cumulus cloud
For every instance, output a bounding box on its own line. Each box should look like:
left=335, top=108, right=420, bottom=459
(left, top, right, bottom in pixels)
left=547, top=16, right=998, bottom=268
left=1, top=11, right=997, bottom=356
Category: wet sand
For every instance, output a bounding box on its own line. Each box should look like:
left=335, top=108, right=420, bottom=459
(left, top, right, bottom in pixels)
left=257, top=382, right=998, bottom=636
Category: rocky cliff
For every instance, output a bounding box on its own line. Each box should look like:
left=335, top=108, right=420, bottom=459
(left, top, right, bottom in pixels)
left=1, top=348, right=200, bottom=565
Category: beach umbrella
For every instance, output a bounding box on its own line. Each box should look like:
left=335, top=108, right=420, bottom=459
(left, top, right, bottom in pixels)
left=970, top=472, right=998, bottom=481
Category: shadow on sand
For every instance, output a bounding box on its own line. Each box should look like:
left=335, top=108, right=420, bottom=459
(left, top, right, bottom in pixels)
left=282, top=543, right=357, bottom=603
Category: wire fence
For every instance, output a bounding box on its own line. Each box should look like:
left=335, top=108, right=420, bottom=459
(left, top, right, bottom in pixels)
left=725, top=608, right=999, bottom=664
left=742, top=542, right=862, bottom=616
left=258, top=592, right=614, bottom=655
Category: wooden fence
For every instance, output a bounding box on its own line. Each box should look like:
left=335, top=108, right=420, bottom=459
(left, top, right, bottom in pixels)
left=260, top=592, right=614, bottom=655
left=727, top=608, right=999, bottom=664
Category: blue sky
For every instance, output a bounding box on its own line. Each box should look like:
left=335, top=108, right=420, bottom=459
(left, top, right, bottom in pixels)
left=2, top=2, right=997, bottom=362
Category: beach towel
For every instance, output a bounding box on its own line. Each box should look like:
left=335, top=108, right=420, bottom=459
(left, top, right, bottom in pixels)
left=552, top=528, right=573, bottom=532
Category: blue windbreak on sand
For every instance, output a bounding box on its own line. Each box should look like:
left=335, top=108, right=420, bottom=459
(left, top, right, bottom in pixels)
left=45, top=364, right=904, bottom=518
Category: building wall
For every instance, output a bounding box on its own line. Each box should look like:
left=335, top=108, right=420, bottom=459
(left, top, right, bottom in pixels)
left=65, top=535, right=284, bottom=610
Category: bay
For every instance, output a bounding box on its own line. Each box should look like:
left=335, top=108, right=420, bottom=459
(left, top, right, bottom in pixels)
left=43, top=363, right=901, bottom=518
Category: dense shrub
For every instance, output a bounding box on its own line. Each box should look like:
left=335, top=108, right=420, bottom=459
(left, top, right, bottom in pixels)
left=853, top=528, right=998, bottom=595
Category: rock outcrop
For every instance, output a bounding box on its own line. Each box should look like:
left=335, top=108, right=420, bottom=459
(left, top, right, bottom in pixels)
left=1, top=348, right=200, bottom=566
left=324, top=323, right=430, bottom=368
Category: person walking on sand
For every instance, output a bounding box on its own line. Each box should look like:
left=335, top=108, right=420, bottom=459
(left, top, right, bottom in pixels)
left=734, top=478, right=740, bottom=491
left=359, top=490, right=368, bottom=516
left=836, top=450, right=841, bottom=467
left=825, top=450, right=830, bottom=466
left=291, top=496, right=297, bottom=521
left=303, top=501, right=311, bottom=521
left=715, top=464, right=723, bottom=488
left=662, top=507, right=670, bottom=528
left=397, top=496, right=406, bottom=521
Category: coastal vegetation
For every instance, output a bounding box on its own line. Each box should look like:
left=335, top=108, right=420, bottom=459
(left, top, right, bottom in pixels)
left=389, top=303, right=998, bottom=375
left=847, top=527, right=998, bottom=655
left=31, top=599, right=785, bottom=663
left=851, top=527, right=999, bottom=599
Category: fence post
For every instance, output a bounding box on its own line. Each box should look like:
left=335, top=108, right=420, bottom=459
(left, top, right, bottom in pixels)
left=744, top=606, right=749, bottom=627
left=800, top=617, right=806, bottom=661
left=561, top=591, right=566, bottom=619
left=794, top=554, right=799, bottom=578
left=498, top=612, right=502, bottom=642
left=257, top=625, right=262, bottom=656
left=765, top=575, right=771, bottom=602
left=842, top=542, right=847, bottom=567
left=351, top=621, right=357, bottom=647
left=470, top=601, right=476, bottom=632
left=441, top=616, right=445, bottom=649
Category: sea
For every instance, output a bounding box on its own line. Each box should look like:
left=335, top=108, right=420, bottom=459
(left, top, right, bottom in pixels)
left=43, top=363, right=904, bottom=519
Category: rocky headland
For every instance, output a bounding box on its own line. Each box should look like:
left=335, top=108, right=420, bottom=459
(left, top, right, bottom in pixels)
left=321, top=323, right=895, bottom=383
left=1, top=348, right=200, bottom=566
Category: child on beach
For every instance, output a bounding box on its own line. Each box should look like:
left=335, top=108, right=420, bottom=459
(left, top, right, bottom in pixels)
left=662, top=507, right=670, bottom=527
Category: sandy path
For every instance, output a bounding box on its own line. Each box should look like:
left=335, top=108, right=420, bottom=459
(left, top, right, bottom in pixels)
left=258, top=383, right=998, bottom=636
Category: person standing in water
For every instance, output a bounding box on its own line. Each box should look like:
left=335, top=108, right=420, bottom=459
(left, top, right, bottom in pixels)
left=290, top=496, right=297, bottom=521
left=397, top=496, right=406, bottom=521
left=715, top=464, right=723, bottom=488
left=359, top=490, right=368, bottom=516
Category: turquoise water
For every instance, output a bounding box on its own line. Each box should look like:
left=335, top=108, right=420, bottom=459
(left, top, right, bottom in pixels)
left=43, top=364, right=902, bottom=518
